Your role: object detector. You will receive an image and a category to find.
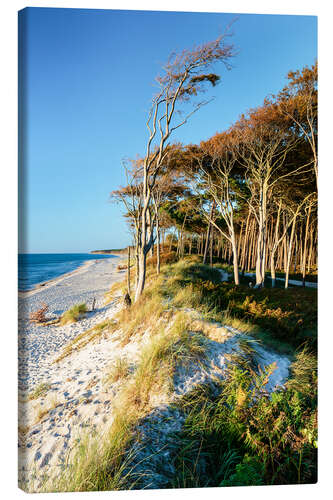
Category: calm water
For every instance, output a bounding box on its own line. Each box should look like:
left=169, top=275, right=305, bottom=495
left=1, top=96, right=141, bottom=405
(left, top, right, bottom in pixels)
left=18, top=253, right=116, bottom=291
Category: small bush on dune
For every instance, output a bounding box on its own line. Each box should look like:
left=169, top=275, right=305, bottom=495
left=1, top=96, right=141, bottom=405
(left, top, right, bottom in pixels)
left=60, top=303, right=87, bottom=325
left=28, top=382, right=51, bottom=401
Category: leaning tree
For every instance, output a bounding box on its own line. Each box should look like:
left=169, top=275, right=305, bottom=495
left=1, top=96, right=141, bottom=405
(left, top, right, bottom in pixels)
left=131, top=35, right=235, bottom=301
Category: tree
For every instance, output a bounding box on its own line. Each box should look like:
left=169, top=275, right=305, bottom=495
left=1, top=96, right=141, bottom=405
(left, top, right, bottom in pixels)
left=133, top=35, right=235, bottom=301
left=195, top=133, right=241, bottom=284
left=276, top=63, right=318, bottom=187
left=110, top=159, right=143, bottom=289
left=232, top=104, right=310, bottom=288
left=150, top=146, right=190, bottom=273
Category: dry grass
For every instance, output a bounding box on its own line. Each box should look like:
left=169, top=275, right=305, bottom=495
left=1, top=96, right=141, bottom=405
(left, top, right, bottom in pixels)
left=32, top=394, right=59, bottom=425
left=42, top=309, right=207, bottom=492
left=60, top=303, right=87, bottom=325
left=28, top=382, right=51, bottom=401
left=115, top=288, right=165, bottom=345
left=190, top=318, right=231, bottom=343
left=18, top=424, right=30, bottom=436
left=104, top=280, right=126, bottom=305
left=54, top=319, right=119, bottom=363
left=104, top=358, right=131, bottom=386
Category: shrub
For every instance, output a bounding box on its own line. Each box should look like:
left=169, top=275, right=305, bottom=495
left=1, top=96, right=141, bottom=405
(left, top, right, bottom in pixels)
left=60, top=303, right=87, bottom=325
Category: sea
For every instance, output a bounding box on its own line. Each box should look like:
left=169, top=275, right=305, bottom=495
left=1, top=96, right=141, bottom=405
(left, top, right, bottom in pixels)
left=18, top=253, right=117, bottom=291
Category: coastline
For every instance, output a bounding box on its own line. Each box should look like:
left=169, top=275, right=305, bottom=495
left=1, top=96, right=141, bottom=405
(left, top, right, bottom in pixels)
left=18, top=255, right=120, bottom=298
left=18, top=256, right=124, bottom=391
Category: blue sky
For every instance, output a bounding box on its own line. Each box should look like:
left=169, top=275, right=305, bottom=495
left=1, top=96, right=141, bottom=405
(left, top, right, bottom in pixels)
left=18, top=7, right=317, bottom=253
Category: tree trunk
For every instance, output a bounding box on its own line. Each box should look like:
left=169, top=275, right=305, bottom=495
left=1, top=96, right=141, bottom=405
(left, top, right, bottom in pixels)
left=209, top=229, right=214, bottom=267
left=269, top=202, right=282, bottom=288
left=231, top=231, right=240, bottom=285
left=293, top=232, right=298, bottom=273
left=176, top=230, right=181, bottom=257
left=285, top=216, right=297, bottom=289
left=156, top=217, right=160, bottom=275
left=127, top=246, right=131, bottom=296
left=135, top=252, right=147, bottom=301
left=168, top=233, right=173, bottom=252
left=255, top=184, right=267, bottom=288
left=241, top=213, right=251, bottom=274
left=203, top=201, right=215, bottom=264
left=135, top=228, right=140, bottom=289
left=307, top=224, right=314, bottom=274
left=148, top=210, right=154, bottom=257
left=283, top=216, right=288, bottom=273
left=134, top=201, right=154, bottom=302
left=302, top=204, right=311, bottom=286
left=270, top=253, right=276, bottom=288
left=203, top=224, right=211, bottom=265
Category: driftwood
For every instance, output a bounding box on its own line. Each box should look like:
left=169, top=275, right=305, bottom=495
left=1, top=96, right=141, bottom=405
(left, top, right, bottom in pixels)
left=29, top=303, right=49, bottom=323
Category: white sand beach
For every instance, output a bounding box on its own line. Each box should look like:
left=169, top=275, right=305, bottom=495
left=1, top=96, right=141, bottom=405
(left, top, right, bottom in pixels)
left=18, top=257, right=124, bottom=391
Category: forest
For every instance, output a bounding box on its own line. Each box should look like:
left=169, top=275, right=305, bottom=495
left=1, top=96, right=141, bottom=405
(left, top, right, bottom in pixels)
left=111, top=38, right=317, bottom=300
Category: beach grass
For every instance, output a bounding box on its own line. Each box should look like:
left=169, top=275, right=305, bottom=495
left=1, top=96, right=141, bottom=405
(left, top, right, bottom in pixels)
left=27, top=382, right=51, bottom=401
left=59, top=303, right=88, bottom=325
left=103, top=358, right=131, bottom=386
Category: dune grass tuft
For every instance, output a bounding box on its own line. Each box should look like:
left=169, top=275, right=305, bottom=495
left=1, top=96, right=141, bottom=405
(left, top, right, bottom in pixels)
left=104, top=358, right=131, bottom=386
left=60, top=303, right=87, bottom=325
left=28, top=382, right=51, bottom=401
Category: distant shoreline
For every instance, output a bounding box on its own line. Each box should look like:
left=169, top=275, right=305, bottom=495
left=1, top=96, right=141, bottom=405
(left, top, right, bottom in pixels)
left=90, top=249, right=128, bottom=255
left=18, top=255, right=120, bottom=297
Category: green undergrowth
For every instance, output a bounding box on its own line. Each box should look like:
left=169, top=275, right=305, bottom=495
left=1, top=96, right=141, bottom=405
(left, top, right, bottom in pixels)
left=169, top=348, right=317, bottom=487
left=161, top=257, right=317, bottom=353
